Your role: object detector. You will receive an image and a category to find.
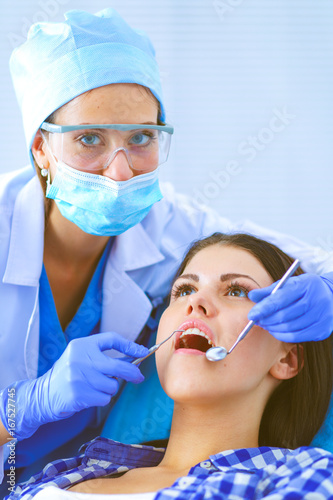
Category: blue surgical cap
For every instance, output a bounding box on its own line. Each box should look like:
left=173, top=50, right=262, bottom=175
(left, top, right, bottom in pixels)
left=9, top=8, right=165, bottom=152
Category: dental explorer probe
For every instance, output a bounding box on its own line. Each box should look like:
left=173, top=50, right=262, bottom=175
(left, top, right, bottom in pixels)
left=132, top=330, right=185, bottom=365
left=205, top=258, right=301, bottom=362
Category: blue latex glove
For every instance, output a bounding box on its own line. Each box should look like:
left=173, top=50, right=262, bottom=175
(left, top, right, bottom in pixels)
left=0, top=332, right=148, bottom=440
left=248, top=272, right=333, bottom=342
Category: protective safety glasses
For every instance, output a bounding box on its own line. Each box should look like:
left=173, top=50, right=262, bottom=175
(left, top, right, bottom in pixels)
left=40, top=122, right=174, bottom=173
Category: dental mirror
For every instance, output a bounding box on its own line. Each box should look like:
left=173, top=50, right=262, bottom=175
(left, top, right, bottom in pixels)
left=205, top=258, right=301, bottom=362
left=206, top=346, right=228, bottom=361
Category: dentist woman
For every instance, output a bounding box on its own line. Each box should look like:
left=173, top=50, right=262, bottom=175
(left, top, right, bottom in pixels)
left=0, top=8, right=332, bottom=489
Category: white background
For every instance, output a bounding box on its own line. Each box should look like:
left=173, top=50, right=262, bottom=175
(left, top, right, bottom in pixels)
left=0, top=0, right=332, bottom=245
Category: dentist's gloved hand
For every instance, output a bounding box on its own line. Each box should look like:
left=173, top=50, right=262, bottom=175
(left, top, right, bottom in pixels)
left=248, top=273, right=333, bottom=343
left=0, top=332, right=148, bottom=441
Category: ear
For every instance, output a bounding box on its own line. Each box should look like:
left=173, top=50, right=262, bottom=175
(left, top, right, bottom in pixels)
left=269, top=344, right=303, bottom=381
left=31, top=130, right=49, bottom=169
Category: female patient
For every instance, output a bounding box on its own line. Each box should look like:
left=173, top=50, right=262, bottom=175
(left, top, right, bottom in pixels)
left=8, top=233, right=333, bottom=499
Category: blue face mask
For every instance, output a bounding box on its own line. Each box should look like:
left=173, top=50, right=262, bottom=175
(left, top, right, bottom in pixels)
left=45, top=161, right=163, bottom=236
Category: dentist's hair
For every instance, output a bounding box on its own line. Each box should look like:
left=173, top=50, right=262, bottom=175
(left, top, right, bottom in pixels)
left=175, top=232, right=333, bottom=449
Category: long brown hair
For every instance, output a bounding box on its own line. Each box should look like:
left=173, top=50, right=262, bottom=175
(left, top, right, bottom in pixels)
left=174, top=232, right=333, bottom=449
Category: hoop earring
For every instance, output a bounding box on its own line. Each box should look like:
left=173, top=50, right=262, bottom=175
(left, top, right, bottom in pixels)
left=40, top=165, right=48, bottom=178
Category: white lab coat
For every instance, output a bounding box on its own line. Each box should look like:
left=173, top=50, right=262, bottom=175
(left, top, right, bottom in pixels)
left=0, top=166, right=332, bottom=482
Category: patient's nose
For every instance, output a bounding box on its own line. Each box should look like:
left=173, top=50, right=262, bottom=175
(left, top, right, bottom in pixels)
left=186, top=291, right=217, bottom=317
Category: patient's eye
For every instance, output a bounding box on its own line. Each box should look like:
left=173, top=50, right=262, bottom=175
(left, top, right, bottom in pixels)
left=227, top=282, right=249, bottom=298
left=171, top=283, right=196, bottom=299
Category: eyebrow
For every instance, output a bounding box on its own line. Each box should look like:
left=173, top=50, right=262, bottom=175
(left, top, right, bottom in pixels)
left=220, top=273, right=261, bottom=287
left=174, top=272, right=261, bottom=287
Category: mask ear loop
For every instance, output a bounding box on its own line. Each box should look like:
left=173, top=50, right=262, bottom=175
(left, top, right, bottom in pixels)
left=46, top=168, right=51, bottom=187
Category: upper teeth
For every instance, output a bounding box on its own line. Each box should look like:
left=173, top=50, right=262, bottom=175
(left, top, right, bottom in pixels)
left=180, top=328, right=214, bottom=346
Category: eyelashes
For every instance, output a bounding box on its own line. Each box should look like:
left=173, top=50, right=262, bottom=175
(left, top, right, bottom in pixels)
left=226, top=281, right=250, bottom=298
left=171, top=283, right=196, bottom=299
left=171, top=280, right=251, bottom=300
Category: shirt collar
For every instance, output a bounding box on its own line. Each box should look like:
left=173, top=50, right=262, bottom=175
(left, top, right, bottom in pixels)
left=81, top=437, right=165, bottom=468
left=207, top=446, right=289, bottom=471
left=80, top=437, right=289, bottom=473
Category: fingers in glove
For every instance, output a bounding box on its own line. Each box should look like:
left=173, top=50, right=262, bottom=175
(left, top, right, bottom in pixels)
left=84, top=348, right=145, bottom=383
left=85, top=371, right=120, bottom=396
left=256, top=313, right=318, bottom=334
left=99, top=357, right=145, bottom=383
left=91, top=332, right=149, bottom=358
left=262, top=324, right=320, bottom=343
left=69, top=383, right=116, bottom=412
left=248, top=280, right=306, bottom=322
left=248, top=282, right=277, bottom=303
left=251, top=299, right=311, bottom=331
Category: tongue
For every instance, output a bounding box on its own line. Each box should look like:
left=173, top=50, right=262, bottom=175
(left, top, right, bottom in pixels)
left=178, top=334, right=210, bottom=353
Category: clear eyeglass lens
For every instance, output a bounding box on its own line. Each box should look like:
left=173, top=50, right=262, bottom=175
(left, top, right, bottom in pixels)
left=48, top=127, right=171, bottom=173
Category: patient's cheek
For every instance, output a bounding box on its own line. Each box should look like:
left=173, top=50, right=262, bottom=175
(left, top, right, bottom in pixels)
left=155, top=310, right=171, bottom=344
left=155, top=349, right=168, bottom=384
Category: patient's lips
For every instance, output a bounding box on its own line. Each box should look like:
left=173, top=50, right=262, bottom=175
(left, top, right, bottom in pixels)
left=175, top=320, right=216, bottom=354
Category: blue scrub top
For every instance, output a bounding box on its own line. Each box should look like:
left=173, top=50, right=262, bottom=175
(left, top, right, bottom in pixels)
left=4, top=239, right=173, bottom=483
left=37, top=245, right=110, bottom=377
left=101, top=304, right=173, bottom=445
left=7, top=241, right=111, bottom=480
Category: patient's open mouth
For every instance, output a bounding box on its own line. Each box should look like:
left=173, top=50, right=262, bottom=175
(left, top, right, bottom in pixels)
left=175, top=328, right=215, bottom=353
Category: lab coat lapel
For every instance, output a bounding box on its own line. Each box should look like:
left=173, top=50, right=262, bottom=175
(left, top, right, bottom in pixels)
left=3, top=175, right=44, bottom=286
left=100, top=223, right=165, bottom=348
left=2, top=175, right=45, bottom=380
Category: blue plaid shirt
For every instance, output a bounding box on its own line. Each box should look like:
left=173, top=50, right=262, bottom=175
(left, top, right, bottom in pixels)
left=5, top=437, right=333, bottom=499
